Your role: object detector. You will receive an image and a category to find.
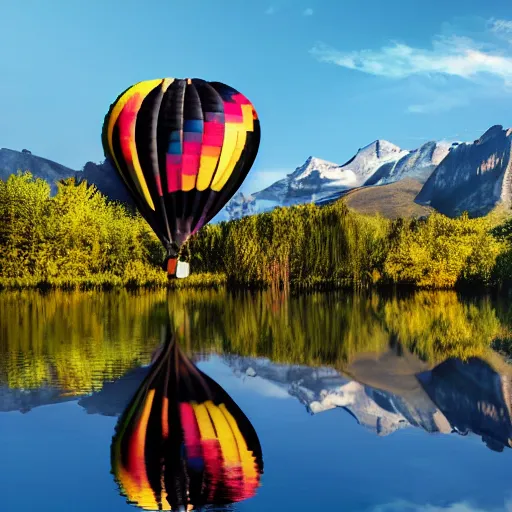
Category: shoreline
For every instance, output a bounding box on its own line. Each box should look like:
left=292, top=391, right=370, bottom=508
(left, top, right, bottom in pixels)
left=1, top=272, right=512, bottom=295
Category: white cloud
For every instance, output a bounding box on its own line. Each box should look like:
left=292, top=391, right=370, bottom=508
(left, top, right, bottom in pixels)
left=303, top=7, right=314, bottom=16
left=265, top=5, right=276, bottom=14
left=310, top=20, right=512, bottom=114
left=310, top=34, right=512, bottom=82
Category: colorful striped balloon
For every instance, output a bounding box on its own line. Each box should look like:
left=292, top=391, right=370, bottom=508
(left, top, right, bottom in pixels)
left=101, top=78, right=261, bottom=276
left=111, top=334, right=263, bottom=510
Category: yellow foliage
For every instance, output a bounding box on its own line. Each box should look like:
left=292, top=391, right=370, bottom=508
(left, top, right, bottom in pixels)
left=1, top=288, right=505, bottom=394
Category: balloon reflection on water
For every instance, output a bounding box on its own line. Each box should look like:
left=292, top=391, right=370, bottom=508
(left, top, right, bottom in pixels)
left=111, top=327, right=263, bottom=511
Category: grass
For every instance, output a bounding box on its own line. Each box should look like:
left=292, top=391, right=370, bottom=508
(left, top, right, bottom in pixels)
left=343, top=178, right=432, bottom=219
left=0, top=272, right=227, bottom=291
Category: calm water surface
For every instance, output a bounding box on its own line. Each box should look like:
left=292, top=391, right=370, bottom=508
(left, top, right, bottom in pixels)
left=1, top=289, right=512, bottom=511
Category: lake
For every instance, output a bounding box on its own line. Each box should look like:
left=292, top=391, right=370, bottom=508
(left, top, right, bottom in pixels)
left=1, top=288, right=512, bottom=511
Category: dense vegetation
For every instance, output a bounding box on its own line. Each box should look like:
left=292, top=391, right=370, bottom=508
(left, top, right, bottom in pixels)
left=189, top=194, right=512, bottom=290
left=3, top=171, right=512, bottom=290
left=0, top=172, right=223, bottom=289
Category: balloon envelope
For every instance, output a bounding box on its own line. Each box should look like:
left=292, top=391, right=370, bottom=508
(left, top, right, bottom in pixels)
left=102, top=78, right=261, bottom=264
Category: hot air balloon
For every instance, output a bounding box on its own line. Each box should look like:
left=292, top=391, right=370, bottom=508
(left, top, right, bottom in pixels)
left=101, top=78, right=261, bottom=278
left=111, top=329, right=264, bottom=510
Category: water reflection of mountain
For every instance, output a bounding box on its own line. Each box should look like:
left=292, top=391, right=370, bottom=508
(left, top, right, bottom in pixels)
left=227, top=349, right=444, bottom=437
left=418, top=358, right=512, bottom=452
left=2, top=288, right=512, bottom=454
left=3, top=344, right=512, bottom=456
left=0, top=386, right=77, bottom=413
left=74, top=347, right=512, bottom=453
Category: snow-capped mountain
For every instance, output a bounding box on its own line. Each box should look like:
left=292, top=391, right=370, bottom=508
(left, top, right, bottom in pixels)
left=223, top=125, right=512, bottom=220
left=254, top=140, right=408, bottom=207
left=254, top=156, right=358, bottom=204
left=364, top=140, right=454, bottom=187
left=339, top=139, right=407, bottom=184
left=223, top=138, right=455, bottom=220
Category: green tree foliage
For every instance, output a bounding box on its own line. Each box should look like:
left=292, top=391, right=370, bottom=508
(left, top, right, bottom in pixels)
left=0, top=172, right=52, bottom=277
left=190, top=203, right=511, bottom=290
left=384, top=213, right=507, bottom=288
left=0, top=172, right=170, bottom=287
left=0, top=289, right=166, bottom=392
left=190, top=201, right=390, bottom=289
left=3, top=171, right=512, bottom=290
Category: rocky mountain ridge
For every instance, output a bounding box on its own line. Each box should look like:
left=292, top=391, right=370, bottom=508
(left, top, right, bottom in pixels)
left=226, top=125, right=512, bottom=220
left=226, top=138, right=455, bottom=220
left=416, top=125, right=512, bottom=217
left=253, top=140, right=412, bottom=206
left=0, top=148, right=76, bottom=193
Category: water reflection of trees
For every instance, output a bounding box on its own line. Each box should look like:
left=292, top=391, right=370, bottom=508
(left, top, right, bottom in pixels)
left=0, top=289, right=165, bottom=392
left=0, top=288, right=508, bottom=395
left=163, top=289, right=502, bottom=368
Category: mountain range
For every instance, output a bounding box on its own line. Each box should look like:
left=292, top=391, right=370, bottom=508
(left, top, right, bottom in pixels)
left=224, top=125, right=512, bottom=221
left=1, top=124, right=511, bottom=220
left=254, top=139, right=449, bottom=205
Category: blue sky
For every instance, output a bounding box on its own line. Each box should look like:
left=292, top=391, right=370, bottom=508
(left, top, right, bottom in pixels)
left=1, top=0, right=511, bottom=193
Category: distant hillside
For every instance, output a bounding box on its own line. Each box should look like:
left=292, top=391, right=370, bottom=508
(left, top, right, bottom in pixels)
left=343, top=178, right=432, bottom=219
left=0, top=148, right=75, bottom=192
left=0, top=147, right=134, bottom=206
left=79, top=160, right=134, bottom=206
